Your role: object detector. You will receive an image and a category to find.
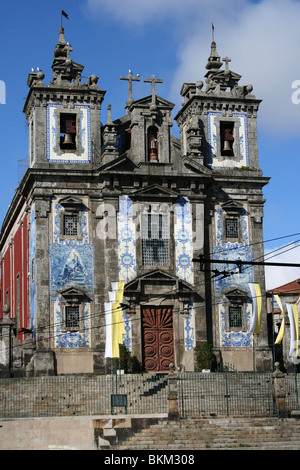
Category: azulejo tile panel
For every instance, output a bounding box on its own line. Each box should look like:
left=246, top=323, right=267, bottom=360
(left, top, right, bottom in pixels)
left=184, top=297, right=196, bottom=351
left=174, top=197, right=195, bottom=351
left=207, top=112, right=249, bottom=168
left=175, top=197, right=194, bottom=285
left=49, top=197, right=94, bottom=350
left=217, top=302, right=252, bottom=348
left=213, top=205, right=254, bottom=348
left=115, top=195, right=136, bottom=349
left=232, top=113, right=249, bottom=167
left=207, top=112, right=222, bottom=165
left=117, top=195, right=137, bottom=283
left=51, top=299, right=93, bottom=349
left=46, top=104, right=91, bottom=163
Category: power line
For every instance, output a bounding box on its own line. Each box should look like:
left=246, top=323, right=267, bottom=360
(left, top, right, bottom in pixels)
left=3, top=239, right=299, bottom=343
left=1, top=289, right=272, bottom=356
left=2, top=233, right=300, bottom=357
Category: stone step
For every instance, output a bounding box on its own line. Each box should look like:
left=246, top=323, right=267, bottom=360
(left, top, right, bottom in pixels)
left=109, top=417, right=300, bottom=450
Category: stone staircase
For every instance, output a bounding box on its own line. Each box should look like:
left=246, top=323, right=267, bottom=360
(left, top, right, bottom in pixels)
left=108, top=416, right=300, bottom=450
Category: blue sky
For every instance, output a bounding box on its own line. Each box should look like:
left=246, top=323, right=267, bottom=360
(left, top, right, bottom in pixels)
left=0, top=0, right=299, bottom=289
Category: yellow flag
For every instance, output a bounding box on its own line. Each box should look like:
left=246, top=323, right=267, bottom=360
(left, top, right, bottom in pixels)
left=274, top=294, right=285, bottom=345
left=293, top=304, right=299, bottom=356
left=249, top=283, right=262, bottom=334
left=111, top=282, right=125, bottom=358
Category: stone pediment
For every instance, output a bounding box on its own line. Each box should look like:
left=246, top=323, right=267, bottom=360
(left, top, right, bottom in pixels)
left=60, top=286, right=89, bottom=301
left=213, top=69, right=242, bottom=83
left=124, top=269, right=195, bottom=296
left=182, top=156, right=212, bottom=176
left=130, top=95, right=175, bottom=110
left=99, top=154, right=138, bottom=172
left=221, top=200, right=244, bottom=214
left=130, top=184, right=179, bottom=201
left=59, top=196, right=84, bottom=208
left=225, top=288, right=249, bottom=302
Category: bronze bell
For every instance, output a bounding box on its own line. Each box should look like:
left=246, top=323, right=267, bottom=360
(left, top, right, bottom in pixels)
left=223, top=139, right=232, bottom=153
left=62, top=133, right=74, bottom=149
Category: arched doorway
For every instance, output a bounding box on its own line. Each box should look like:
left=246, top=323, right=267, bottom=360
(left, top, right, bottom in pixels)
left=142, top=306, right=174, bottom=371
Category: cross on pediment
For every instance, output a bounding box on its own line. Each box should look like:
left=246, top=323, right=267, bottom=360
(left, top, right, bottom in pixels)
left=120, top=70, right=140, bottom=103
left=222, top=56, right=231, bottom=71
left=144, top=74, right=163, bottom=104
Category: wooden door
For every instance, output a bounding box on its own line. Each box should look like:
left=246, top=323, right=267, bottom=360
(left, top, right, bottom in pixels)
left=142, top=306, right=174, bottom=371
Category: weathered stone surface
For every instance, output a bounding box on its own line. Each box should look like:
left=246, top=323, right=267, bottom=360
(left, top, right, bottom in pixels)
left=0, top=29, right=272, bottom=376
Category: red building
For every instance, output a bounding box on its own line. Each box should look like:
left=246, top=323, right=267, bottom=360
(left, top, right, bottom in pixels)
left=0, top=209, right=29, bottom=342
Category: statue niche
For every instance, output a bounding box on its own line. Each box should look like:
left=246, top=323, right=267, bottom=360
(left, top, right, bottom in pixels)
left=147, top=126, right=158, bottom=162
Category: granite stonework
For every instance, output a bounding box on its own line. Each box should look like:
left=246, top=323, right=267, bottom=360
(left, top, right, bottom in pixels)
left=0, top=30, right=272, bottom=376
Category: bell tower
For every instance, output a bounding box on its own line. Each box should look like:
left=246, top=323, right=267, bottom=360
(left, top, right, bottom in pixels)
left=23, top=27, right=106, bottom=168
left=116, top=73, right=175, bottom=166
left=175, top=40, right=272, bottom=371
left=176, top=40, right=261, bottom=170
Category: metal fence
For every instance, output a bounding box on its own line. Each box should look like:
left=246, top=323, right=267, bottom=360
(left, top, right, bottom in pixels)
left=1, top=370, right=299, bottom=420
left=178, top=372, right=275, bottom=418
left=285, top=374, right=300, bottom=412
left=0, top=373, right=168, bottom=419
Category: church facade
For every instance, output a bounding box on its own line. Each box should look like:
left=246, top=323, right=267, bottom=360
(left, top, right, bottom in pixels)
left=0, top=28, right=272, bottom=376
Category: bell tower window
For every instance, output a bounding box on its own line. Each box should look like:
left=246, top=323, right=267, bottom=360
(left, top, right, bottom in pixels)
left=220, top=121, right=234, bottom=156
left=60, top=113, right=76, bottom=150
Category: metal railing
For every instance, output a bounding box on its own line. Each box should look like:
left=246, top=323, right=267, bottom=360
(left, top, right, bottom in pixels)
left=0, top=373, right=168, bottom=419
left=178, top=371, right=275, bottom=417
left=2, top=370, right=300, bottom=420
left=285, top=373, right=300, bottom=412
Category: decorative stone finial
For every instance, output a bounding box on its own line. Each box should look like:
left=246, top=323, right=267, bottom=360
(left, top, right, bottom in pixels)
left=50, top=27, right=84, bottom=86
left=205, top=41, right=223, bottom=71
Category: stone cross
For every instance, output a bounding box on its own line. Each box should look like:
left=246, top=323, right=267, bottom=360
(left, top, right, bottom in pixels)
left=144, top=74, right=163, bottom=104
left=120, top=70, right=140, bottom=103
left=222, top=56, right=231, bottom=71
left=65, top=42, right=73, bottom=60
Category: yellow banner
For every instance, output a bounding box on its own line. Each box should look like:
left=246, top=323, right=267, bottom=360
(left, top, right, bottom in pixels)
left=254, top=283, right=262, bottom=334
left=249, top=283, right=262, bottom=334
left=111, top=282, right=125, bottom=358
left=274, top=294, right=285, bottom=345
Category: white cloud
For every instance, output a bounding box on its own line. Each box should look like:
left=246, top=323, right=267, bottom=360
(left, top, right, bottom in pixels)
left=84, top=0, right=242, bottom=25
left=264, top=243, right=300, bottom=291
left=85, top=0, right=300, bottom=137
left=169, top=0, right=300, bottom=137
